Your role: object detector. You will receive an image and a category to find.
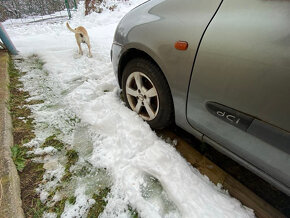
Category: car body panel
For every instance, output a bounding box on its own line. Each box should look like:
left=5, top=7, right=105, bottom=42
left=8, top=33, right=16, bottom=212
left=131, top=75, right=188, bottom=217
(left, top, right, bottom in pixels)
left=113, top=0, right=222, bottom=134
left=187, top=0, right=290, bottom=192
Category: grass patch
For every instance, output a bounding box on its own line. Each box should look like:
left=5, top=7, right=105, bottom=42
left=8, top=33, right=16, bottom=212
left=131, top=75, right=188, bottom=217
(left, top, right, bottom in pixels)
left=45, top=195, right=76, bottom=218
left=21, top=162, right=45, bottom=218
left=66, top=149, right=79, bottom=165
left=11, top=144, right=28, bottom=172
left=8, top=57, right=35, bottom=145
left=128, top=205, right=139, bottom=218
left=62, top=149, right=79, bottom=182
left=29, top=54, right=45, bottom=70
left=68, top=196, right=76, bottom=205
left=87, top=187, right=138, bottom=217
left=8, top=56, right=46, bottom=218
left=27, top=99, right=45, bottom=105
left=41, top=135, right=65, bottom=151
left=49, top=198, right=67, bottom=218
left=28, top=199, right=48, bottom=218
left=87, top=188, right=111, bottom=218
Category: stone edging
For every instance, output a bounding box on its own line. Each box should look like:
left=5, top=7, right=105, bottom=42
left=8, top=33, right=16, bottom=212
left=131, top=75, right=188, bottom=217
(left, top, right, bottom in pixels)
left=0, top=51, right=24, bottom=218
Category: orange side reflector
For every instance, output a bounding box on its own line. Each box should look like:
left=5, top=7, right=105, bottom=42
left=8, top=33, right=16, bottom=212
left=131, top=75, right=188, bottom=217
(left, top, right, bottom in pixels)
left=175, top=41, right=188, bottom=50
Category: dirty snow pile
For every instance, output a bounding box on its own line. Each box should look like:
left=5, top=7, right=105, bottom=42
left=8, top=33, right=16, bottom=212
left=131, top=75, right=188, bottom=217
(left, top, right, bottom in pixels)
left=5, top=1, right=255, bottom=218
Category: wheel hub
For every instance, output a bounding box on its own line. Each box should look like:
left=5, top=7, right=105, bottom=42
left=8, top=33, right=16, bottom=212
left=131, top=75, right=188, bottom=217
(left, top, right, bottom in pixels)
left=138, top=94, right=144, bottom=101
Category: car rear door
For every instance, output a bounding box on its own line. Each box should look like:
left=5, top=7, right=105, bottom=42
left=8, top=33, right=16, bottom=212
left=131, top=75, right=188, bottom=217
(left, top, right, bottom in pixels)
left=186, top=0, right=290, bottom=194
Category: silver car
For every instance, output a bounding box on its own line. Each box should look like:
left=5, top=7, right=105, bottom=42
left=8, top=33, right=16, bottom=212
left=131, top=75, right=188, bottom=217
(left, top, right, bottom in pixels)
left=111, top=0, right=290, bottom=195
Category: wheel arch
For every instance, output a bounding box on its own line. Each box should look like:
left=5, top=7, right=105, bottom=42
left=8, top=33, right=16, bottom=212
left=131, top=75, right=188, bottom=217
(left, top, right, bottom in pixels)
left=118, top=48, right=161, bottom=85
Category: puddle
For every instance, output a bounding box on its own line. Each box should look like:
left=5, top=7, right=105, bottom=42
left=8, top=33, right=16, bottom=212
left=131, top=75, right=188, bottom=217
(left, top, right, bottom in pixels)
left=72, top=125, right=94, bottom=158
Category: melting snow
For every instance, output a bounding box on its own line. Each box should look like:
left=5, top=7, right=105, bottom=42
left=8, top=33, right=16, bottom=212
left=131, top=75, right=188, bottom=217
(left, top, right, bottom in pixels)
left=5, top=1, right=255, bottom=217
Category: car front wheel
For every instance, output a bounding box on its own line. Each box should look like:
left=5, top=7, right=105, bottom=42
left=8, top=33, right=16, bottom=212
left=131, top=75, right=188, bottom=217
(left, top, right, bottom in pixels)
left=122, top=58, right=173, bottom=129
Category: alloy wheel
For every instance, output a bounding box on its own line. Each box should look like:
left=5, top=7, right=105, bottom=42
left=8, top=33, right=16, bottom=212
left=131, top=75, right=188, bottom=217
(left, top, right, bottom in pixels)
left=125, top=71, right=159, bottom=121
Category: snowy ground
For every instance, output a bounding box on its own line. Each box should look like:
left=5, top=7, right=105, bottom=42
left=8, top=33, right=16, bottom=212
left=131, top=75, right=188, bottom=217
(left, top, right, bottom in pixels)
left=5, top=1, right=255, bottom=217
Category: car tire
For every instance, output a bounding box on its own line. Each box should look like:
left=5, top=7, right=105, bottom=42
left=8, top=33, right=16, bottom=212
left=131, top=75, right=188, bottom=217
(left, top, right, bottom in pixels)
left=122, top=58, right=174, bottom=129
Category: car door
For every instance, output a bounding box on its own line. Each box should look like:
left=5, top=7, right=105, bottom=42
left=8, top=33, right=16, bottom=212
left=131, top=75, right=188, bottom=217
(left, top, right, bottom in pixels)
left=186, top=0, right=290, bottom=194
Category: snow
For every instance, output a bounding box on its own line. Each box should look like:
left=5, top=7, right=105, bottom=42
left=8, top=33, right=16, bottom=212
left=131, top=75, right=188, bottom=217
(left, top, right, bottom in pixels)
left=5, top=1, right=255, bottom=218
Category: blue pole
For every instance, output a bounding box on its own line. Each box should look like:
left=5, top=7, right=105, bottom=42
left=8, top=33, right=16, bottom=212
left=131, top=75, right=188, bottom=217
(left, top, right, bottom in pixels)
left=0, top=23, right=18, bottom=55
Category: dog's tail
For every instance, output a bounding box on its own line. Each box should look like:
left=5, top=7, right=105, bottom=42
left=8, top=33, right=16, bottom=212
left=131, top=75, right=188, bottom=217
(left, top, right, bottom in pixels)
left=66, top=22, right=78, bottom=33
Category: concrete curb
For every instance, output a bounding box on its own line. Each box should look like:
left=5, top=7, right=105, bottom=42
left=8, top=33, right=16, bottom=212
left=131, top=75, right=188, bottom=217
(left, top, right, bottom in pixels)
left=0, top=51, right=24, bottom=218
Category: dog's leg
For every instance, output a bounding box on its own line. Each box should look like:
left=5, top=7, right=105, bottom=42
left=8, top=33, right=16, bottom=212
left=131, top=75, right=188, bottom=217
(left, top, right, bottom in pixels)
left=75, top=35, right=83, bottom=55
left=87, top=42, right=92, bottom=58
left=77, top=41, right=83, bottom=55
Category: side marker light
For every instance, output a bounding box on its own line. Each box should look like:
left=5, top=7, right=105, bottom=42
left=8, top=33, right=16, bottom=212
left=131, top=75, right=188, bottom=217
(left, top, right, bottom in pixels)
left=175, top=41, right=188, bottom=50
